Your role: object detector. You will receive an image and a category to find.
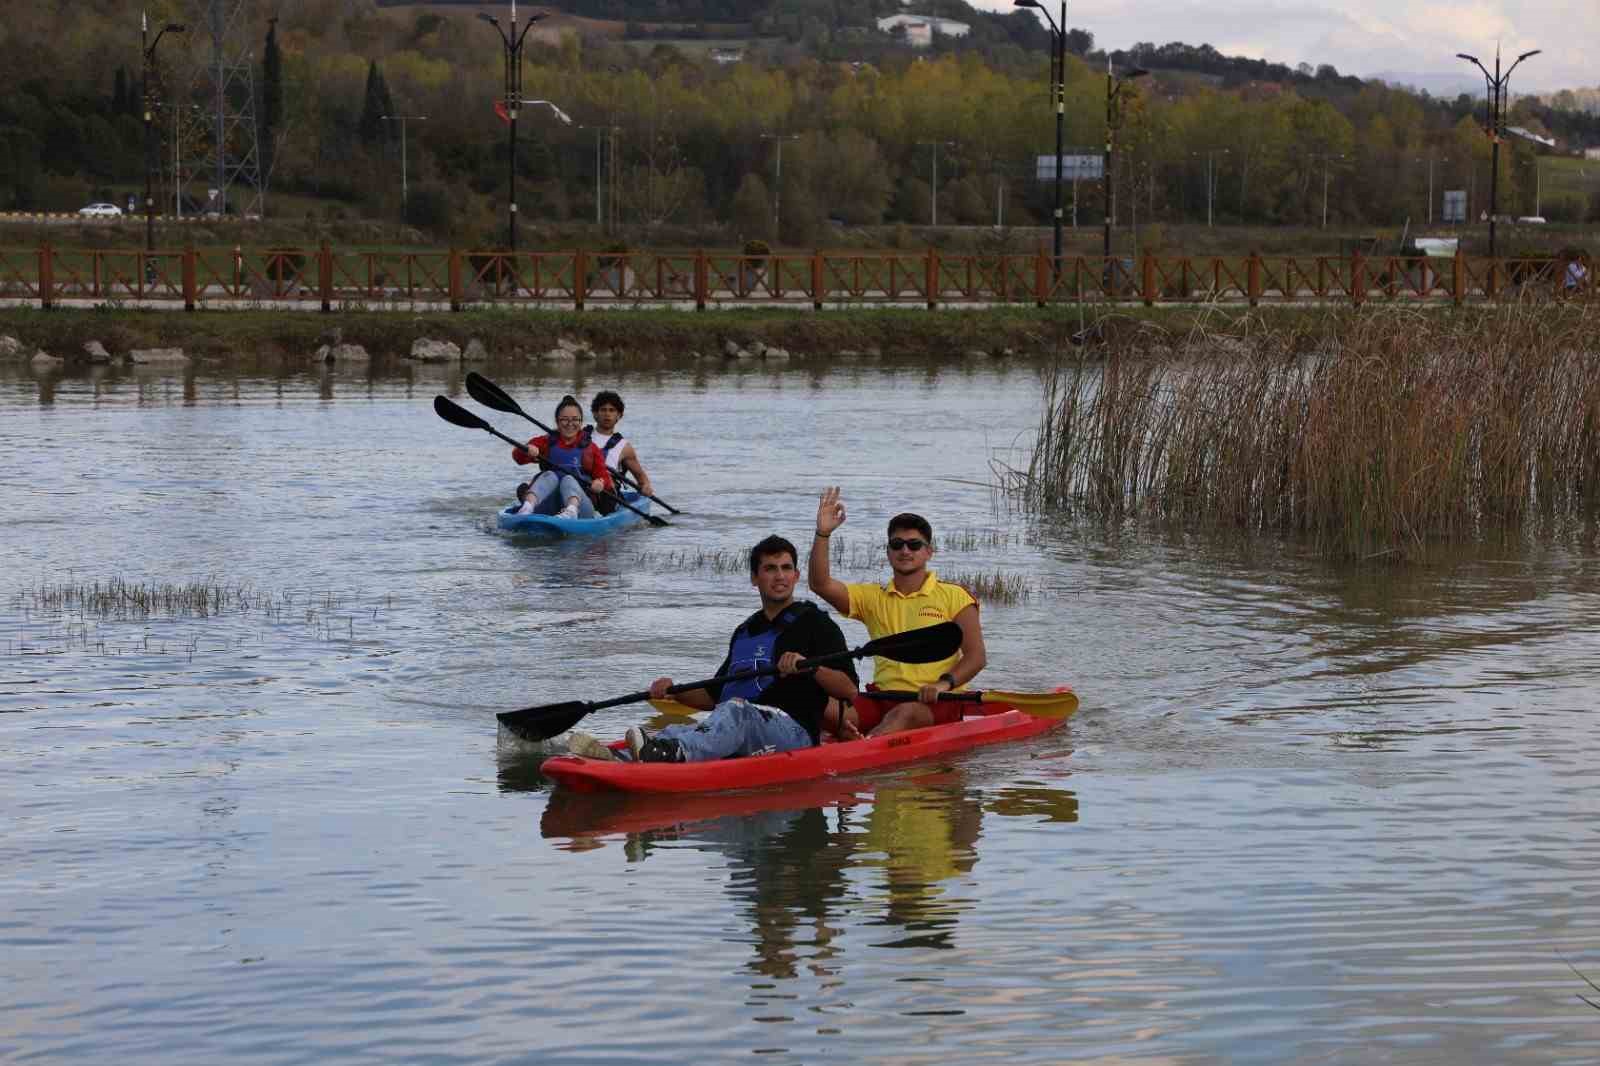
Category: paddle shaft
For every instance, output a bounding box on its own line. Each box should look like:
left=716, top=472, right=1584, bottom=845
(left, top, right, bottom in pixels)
left=465, top=373, right=681, bottom=515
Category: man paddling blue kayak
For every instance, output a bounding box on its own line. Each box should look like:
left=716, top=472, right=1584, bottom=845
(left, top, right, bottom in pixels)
left=566, top=534, right=859, bottom=762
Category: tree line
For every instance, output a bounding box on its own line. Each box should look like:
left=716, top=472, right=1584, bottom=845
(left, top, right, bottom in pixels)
left=0, top=0, right=1597, bottom=246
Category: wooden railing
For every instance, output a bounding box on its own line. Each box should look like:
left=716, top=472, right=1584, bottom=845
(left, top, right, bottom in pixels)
left=0, top=244, right=1590, bottom=311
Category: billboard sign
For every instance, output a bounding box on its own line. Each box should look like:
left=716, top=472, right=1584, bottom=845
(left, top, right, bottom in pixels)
left=1036, top=154, right=1104, bottom=181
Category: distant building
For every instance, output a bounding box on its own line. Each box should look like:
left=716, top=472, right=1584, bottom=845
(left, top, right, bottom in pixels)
left=876, top=13, right=970, bottom=48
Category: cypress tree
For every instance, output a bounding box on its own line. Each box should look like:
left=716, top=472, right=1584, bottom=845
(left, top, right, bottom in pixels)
left=358, top=61, right=393, bottom=145
left=260, top=20, right=282, bottom=179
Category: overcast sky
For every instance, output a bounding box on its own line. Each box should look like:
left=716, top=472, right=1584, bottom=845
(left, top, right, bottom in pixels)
left=976, top=0, right=1590, bottom=93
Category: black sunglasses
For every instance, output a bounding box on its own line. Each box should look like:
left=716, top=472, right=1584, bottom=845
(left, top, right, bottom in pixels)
left=887, top=537, right=927, bottom=552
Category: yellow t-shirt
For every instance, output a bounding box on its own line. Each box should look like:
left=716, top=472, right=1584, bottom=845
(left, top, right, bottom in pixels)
left=845, top=571, right=976, bottom=691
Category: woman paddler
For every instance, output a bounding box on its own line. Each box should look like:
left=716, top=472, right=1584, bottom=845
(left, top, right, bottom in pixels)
left=512, top=394, right=616, bottom=519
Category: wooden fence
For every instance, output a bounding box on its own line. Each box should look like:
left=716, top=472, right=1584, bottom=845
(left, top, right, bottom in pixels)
left=0, top=243, right=1590, bottom=311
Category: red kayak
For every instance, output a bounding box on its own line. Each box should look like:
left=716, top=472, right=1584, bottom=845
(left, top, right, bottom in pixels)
left=540, top=690, right=1076, bottom=794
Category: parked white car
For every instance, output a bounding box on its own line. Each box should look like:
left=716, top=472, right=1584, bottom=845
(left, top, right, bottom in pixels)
left=77, top=203, right=123, bottom=217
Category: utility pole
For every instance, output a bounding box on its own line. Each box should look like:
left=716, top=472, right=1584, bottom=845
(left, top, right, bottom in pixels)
left=1195, top=148, right=1228, bottom=227
left=382, top=114, right=426, bottom=221
left=759, top=132, right=797, bottom=239
left=1310, top=153, right=1344, bottom=229
left=578, top=125, right=616, bottom=228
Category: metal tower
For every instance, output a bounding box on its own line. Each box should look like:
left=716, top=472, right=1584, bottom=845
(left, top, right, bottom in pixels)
left=177, top=0, right=265, bottom=218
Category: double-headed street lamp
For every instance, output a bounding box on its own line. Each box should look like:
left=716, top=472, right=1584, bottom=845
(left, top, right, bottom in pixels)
left=382, top=114, right=427, bottom=221
left=1013, top=0, right=1066, bottom=267
left=1456, top=45, right=1541, bottom=259
left=141, top=11, right=186, bottom=252
left=1104, top=61, right=1148, bottom=259
left=479, top=2, right=548, bottom=251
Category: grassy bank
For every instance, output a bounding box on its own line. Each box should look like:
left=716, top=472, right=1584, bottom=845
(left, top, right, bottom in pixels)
left=1, top=302, right=1578, bottom=368
left=1005, top=301, right=1600, bottom=559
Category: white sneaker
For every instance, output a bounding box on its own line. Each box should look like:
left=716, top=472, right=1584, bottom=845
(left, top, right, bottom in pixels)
left=625, top=726, right=649, bottom=760
left=567, top=731, right=617, bottom=761
left=557, top=501, right=581, bottom=520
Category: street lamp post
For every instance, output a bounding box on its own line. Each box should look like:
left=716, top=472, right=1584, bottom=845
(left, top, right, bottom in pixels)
left=382, top=114, right=426, bottom=221
left=759, top=132, right=798, bottom=239
left=1194, top=148, right=1228, bottom=227
left=1417, top=154, right=1449, bottom=224
left=479, top=2, right=548, bottom=251
left=141, top=12, right=186, bottom=253
left=916, top=140, right=957, bottom=227
left=1013, top=0, right=1066, bottom=268
left=1457, top=45, right=1541, bottom=259
left=1310, top=153, right=1344, bottom=229
left=1103, top=61, right=1148, bottom=260
left=578, top=124, right=617, bottom=229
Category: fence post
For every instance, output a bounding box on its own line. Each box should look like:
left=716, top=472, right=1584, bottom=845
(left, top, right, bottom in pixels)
left=694, top=249, right=707, bottom=311
left=1351, top=251, right=1366, bottom=307
left=1035, top=250, right=1047, bottom=308
left=93, top=253, right=102, bottom=300
left=1452, top=250, right=1465, bottom=307
left=182, top=246, right=197, bottom=311
left=39, top=243, right=53, bottom=310
left=1247, top=253, right=1261, bottom=308
left=926, top=248, right=938, bottom=311
left=1141, top=254, right=1156, bottom=307
left=319, top=240, right=333, bottom=313
left=449, top=248, right=462, bottom=312
left=574, top=249, right=586, bottom=312
left=811, top=250, right=824, bottom=310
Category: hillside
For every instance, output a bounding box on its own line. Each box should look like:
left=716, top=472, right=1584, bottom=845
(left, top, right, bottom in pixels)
left=0, top=0, right=1597, bottom=244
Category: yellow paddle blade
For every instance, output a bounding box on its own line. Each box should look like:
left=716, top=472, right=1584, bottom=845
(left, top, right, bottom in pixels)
left=975, top=688, right=1079, bottom=719
left=647, top=698, right=703, bottom=719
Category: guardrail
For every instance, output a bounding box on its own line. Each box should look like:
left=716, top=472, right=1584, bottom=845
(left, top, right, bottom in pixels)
left=0, top=243, right=1590, bottom=311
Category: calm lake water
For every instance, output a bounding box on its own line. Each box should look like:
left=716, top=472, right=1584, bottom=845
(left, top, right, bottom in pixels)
left=3, top=353, right=1599, bottom=1064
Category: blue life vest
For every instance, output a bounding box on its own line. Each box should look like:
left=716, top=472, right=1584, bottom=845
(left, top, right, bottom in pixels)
left=545, top=435, right=589, bottom=480
left=720, top=603, right=814, bottom=704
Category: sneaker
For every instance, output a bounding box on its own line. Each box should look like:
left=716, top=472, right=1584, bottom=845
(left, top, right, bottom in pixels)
left=638, top=736, right=687, bottom=763
left=556, top=501, right=581, bottom=520
left=625, top=726, right=650, bottom=760
left=566, top=730, right=617, bottom=761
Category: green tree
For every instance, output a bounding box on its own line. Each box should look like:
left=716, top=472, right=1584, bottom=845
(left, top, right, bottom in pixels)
left=359, top=60, right=393, bottom=146
left=730, top=172, right=773, bottom=239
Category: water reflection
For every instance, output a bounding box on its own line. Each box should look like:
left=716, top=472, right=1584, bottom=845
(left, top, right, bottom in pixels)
left=537, top=770, right=1080, bottom=974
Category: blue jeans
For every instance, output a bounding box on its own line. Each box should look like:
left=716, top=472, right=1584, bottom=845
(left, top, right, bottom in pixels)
left=652, top=698, right=811, bottom=761
left=523, top=471, right=594, bottom=517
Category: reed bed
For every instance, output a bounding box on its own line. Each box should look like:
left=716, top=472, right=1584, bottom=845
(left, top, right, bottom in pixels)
left=1007, top=305, right=1600, bottom=559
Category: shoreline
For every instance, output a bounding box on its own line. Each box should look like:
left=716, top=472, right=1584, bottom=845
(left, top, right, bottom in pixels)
left=0, top=303, right=1590, bottom=370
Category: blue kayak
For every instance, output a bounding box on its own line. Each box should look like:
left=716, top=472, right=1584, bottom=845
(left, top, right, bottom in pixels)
left=496, top=492, right=650, bottom=537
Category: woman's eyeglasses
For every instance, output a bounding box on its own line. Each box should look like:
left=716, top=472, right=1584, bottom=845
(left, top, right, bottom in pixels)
left=556, top=417, right=583, bottom=426
left=887, top=537, right=927, bottom=552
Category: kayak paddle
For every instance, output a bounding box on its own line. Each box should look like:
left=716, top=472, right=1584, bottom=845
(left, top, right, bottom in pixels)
left=496, top=621, right=964, bottom=742
left=464, top=372, right=682, bottom=515
left=866, top=688, right=1079, bottom=719
left=433, top=395, right=668, bottom=528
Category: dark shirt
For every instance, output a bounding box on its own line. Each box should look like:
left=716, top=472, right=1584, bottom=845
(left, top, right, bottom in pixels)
left=707, top=601, right=856, bottom=745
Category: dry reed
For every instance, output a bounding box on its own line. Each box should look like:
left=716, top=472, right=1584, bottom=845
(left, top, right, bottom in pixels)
left=1007, top=304, right=1600, bottom=558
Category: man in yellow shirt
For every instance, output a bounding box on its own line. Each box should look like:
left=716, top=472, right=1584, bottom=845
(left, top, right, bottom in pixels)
left=807, top=486, right=987, bottom=737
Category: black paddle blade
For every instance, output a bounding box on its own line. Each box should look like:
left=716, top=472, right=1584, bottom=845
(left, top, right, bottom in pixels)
left=434, top=394, right=489, bottom=431
left=862, top=621, right=963, bottom=664
left=465, top=372, right=522, bottom=415
left=497, top=701, right=590, bottom=743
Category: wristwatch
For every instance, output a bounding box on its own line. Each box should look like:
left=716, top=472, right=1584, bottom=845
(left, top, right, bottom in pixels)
left=938, top=672, right=957, bottom=689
